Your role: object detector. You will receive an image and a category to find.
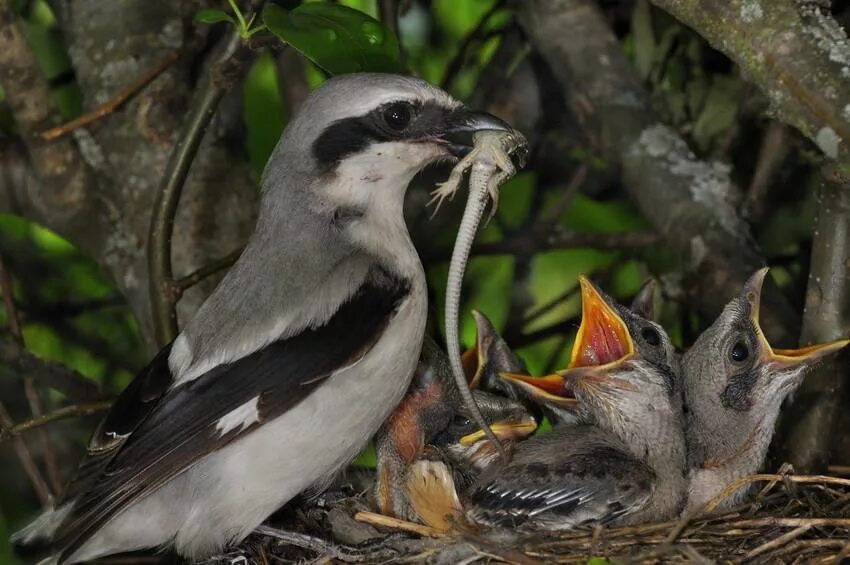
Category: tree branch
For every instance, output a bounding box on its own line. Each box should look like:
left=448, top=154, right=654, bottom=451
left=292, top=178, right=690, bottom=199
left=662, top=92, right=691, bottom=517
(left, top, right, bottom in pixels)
left=649, top=0, right=850, bottom=167
left=147, top=28, right=251, bottom=346
left=0, top=399, right=112, bottom=441
left=518, top=0, right=800, bottom=342
left=39, top=50, right=180, bottom=141
left=0, top=339, right=102, bottom=401
left=781, top=164, right=850, bottom=471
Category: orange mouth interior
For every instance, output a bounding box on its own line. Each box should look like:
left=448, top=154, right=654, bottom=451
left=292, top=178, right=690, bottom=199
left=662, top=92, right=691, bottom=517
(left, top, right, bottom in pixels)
left=569, top=276, right=634, bottom=368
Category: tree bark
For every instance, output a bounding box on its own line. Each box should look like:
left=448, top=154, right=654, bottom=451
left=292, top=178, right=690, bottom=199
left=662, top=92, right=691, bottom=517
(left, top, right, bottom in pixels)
left=649, top=0, right=850, bottom=167
left=0, top=0, right=259, bottom=350
left=518, top=0, right=799, bottom=341
left=781, top=165, right=850, bottom=471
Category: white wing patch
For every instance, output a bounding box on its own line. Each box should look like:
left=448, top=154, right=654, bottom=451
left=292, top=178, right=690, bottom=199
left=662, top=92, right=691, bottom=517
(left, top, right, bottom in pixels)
left=215, top=396, right=261, bottom=437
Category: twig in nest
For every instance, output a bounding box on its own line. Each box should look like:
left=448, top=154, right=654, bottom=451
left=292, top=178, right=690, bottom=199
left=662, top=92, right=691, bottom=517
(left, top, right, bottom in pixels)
left=353, top=511, right=445, bottom=538
left=40, top=51, right=180, bottom=141
left=254, top=525, right=396, bottom=563
left=701, top=474, right=850, bottom=514
left=744, top=524, right=811, bottom=559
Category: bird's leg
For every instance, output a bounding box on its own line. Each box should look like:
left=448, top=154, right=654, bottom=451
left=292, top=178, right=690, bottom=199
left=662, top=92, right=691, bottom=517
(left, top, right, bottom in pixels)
left=428, top=129, right=525, bottom=216
left=428, top=146, right=481, bottom=214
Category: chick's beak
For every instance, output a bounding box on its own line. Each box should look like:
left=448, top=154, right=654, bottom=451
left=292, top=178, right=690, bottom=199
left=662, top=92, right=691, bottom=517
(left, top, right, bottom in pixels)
left=499, top=372, right=579, bottom=407
left=440, top=108, right=514, bottom=158
left=571, top=276, right=635, bottom=367
left=744, top=268, right=850, bottom=370
left=458, top=414, right=538, bottom=447
left=498, top=277, right=637, bottom=404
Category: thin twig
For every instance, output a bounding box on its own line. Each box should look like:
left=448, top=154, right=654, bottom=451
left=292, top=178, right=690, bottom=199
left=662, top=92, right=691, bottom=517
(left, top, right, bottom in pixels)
left=743, top=122, right=788, bottom=222
left=39, top=51, right=180, bottom=141
left=377, top=0, right=399, bottom=45
left=0, top=400, right=51, bottom=506
left=0, top=339, right=101, bottom=401
left=353, top=511, right=445, bottom=538
left=0, top=256, right=61, bottom=496
left=254, top=525, right=395, bottom=563
left=744, top=524, right=811, bottom=559
left=1, top=399, right=113, bottom=441
left=175, top=247, right=244, bottom=292
left=472, top=229, right=660, bottom=257
left=147, top=25, right=252, bottom=346
left=440, top=0, right=506, bottom=90
left=539, top=165, right=587, bottom=225
left=702, top=474, right=850, bottom=514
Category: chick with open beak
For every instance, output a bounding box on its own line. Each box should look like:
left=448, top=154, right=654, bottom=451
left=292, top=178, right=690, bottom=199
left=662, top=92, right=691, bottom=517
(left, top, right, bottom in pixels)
left=467, top=277, right=686, bottom=529
left=683, top=268, right=849, bottom=512
left=374, top=334, right=536, bottom=523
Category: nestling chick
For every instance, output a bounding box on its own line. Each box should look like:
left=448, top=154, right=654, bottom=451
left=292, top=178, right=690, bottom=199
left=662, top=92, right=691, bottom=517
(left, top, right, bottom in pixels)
left=682, top=268, right=849, bottom=512
left=472, top=277, right=686, bottom=529
left=374, top=332, right=536, bottom=523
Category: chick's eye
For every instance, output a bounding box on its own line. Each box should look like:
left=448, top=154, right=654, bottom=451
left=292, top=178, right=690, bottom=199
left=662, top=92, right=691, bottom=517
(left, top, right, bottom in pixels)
left=641, top=327, right=661, bottom=346
left=452, top=414, right=471, bottom=428
left=382, top=103, right=412, bottom=130
left=730, top=342, right=749, bottom=362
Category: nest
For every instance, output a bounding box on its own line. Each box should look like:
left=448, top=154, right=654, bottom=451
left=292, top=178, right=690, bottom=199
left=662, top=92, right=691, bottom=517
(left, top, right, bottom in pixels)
left=201, top=472, right=850, bottom=564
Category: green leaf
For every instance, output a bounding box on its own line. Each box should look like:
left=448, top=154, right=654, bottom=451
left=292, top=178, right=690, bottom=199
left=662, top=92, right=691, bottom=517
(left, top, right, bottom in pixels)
left=194, top=9, right=235, bottom=25
left=263, top=3, right=401, bottom=75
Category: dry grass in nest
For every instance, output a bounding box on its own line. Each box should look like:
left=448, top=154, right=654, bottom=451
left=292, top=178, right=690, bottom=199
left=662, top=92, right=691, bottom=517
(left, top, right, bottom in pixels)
left=203, top=472, right=850, bottom=564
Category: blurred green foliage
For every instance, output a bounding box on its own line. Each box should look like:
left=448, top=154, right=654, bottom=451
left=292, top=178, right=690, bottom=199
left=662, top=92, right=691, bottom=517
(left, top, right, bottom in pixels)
left=264, top=3, right=402, bottom=74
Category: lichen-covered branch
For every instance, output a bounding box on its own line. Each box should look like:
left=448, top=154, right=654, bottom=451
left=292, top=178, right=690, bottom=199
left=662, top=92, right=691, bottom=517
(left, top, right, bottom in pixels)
left=649, top=0, right=850, bottom=167
left=518, top=0, right=799, bottom=341
left=781, top=165, right=850, bottom=471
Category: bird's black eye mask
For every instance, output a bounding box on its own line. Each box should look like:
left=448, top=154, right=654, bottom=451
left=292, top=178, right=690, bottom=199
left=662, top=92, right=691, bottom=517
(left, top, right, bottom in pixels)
left=312, top=100, right=457, bottom=168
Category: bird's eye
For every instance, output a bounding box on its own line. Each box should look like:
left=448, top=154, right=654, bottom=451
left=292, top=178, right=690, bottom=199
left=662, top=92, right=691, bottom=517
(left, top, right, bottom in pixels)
left=452, top=414, right=471, bottom=428
left=382, top=103, right=412, bottom=130
left=730, top=342, right=749, bottom=362
left=641, top=327, right=661, bottom=346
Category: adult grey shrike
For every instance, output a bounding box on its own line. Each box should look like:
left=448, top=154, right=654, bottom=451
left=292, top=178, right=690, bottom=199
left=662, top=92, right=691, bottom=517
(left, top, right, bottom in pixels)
left=13, top=73, right=511, bottom=564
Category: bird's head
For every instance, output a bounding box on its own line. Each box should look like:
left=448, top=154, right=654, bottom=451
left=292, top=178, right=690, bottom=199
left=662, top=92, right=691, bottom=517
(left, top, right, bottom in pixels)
left=256, top=73, right=513, bottom=269
left=682, top=268, right=848, bottom=437
left=437, top=390, right=537, bottom=472
left=263, top=74, right=508, bottom=208
left=500, top=277, right=679, bottom=427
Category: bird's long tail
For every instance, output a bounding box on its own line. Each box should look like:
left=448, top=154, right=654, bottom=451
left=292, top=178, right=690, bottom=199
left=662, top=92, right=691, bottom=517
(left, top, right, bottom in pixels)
left=10, top=503, right=70, bottom=564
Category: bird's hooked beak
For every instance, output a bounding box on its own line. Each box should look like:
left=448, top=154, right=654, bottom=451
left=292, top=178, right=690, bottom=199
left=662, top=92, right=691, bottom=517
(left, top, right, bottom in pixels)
left=438, top=108, right=524, bottom=161
left=500, top=276, right=637, bottom=404
left=743, top=268, right=849, bottom=370
left=457, top=413, right=538, bottom=447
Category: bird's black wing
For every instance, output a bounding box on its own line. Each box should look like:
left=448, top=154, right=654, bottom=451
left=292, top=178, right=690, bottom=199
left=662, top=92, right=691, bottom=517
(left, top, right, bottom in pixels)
left=55, top=266, right=410, bottom=560
left=57, top=343, right=175, bottom=505
left=468, top=425, right=655, bottom=529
